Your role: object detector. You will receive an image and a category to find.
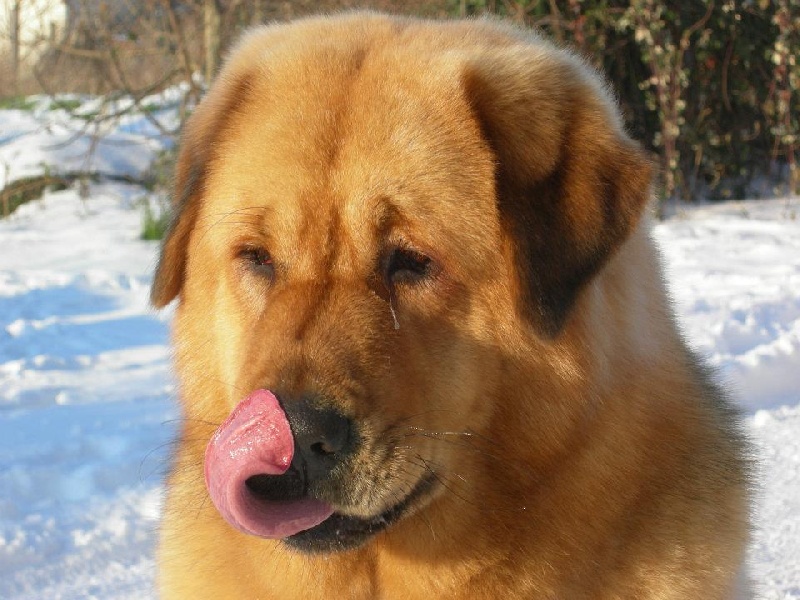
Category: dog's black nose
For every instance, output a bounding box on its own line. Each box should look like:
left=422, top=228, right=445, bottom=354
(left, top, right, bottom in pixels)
left=245, top=395, right=354, bottom=503
left=284, top=397, right=353, bottom=483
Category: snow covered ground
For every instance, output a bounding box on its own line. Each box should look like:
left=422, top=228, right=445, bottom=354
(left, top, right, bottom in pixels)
left=0, top=185, right=174, bottom=599
left=657, top=201, right=800, bottom=599
left=1, top=104, right=798, bottom=598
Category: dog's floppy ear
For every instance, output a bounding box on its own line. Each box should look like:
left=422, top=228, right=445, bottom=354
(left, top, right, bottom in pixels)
left=150, top=76, right=251, bottom=308
left=463, top=46, right=654, bottom=338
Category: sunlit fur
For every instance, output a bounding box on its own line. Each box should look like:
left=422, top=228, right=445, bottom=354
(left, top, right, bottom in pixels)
left=152, top=12, right=751, bottom=599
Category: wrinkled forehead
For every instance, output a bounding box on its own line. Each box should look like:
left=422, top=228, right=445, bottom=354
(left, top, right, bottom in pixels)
left=201, top=54, right=500, bottom=270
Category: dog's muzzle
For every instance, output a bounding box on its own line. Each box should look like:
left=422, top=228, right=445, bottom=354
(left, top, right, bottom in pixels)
left=203, top=389, right=354, bottom=538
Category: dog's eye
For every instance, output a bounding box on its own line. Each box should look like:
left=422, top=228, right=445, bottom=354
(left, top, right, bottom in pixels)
left=239, top=247, right=275, bottom=278
left=386, top=247, right=432, bottom=284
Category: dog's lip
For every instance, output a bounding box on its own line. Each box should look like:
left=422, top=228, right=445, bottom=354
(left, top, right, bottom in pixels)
left=285, top=470, right=439, bottom=551
left=337, top=469, right=438, bottom=526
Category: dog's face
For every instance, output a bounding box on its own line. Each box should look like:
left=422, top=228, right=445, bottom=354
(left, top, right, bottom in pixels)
left=152, top=15, right=652, bottom=554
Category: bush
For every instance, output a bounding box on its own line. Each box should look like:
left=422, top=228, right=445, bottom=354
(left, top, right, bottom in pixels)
left=454, top=0, right=799, bottom=201
left=0, top=96, right=37, bottom=111
left=140, top=197, right=171, bottom=241
left=138, top=148, right=176, bottom=240
left=0, top=175, right=69, bottom=218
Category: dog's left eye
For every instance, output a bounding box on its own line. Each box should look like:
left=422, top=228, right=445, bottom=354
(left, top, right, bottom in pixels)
left=386, top=247, right=432, bottom=285
left=239, top=247, right=275, bottom=278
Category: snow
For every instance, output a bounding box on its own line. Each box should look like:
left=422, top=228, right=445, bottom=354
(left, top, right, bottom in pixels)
left=1, top=104, right=798, bottom=598
left=653, top=202, right=800, bottom=599
left=657, top=201, right=800, bottom=412
left=0, top=92, right=181, bottom=189
left=0, top=185, right=175, bottom=599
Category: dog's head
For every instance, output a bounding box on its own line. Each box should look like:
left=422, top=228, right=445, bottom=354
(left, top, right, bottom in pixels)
left=152, top=14, right=652, bottom=553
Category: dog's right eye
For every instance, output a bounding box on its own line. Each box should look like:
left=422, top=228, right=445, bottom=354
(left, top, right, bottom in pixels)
left=386, top=247, right=433, bottom=285
left=239, top=247, right=275, bottom=279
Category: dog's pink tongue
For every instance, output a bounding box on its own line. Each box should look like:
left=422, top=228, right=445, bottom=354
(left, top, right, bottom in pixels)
left=204, top=389, right=334, bottom=538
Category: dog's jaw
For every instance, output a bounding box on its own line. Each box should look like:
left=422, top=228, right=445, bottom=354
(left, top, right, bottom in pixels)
left=283, top=471, right=439, bottom=553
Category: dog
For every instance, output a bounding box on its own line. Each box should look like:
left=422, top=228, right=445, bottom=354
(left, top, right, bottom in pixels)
left=151, top=12, right=751, bottom=599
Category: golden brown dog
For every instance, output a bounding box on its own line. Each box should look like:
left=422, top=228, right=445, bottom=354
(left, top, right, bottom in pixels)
left=151, top=12, right=751, bottom=600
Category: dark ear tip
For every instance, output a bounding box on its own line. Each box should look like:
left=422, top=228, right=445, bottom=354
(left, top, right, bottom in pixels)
left=149, top=190, right=198, bottom=309
left=150, top=262, right=180, bottom=308
left=523, top=287, right=577, bottom=341
left=149, top=291, right=168, bottom=309
left=149, top=283, right=171, bottom=309
left=533, top=314, right=566, bottom=341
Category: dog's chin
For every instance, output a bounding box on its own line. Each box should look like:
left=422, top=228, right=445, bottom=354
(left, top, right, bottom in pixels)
left=283, top=473, right=438, bottom=554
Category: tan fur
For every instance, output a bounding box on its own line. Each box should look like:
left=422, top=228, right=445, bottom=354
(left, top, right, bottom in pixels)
left=152, top=13, right=751, bottom=600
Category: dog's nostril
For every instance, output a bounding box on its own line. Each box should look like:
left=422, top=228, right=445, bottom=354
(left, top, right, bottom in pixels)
left=310, top=441, right=336, bottom=456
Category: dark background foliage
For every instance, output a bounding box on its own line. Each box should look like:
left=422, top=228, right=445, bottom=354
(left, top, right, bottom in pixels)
left=2, top=0, right=798, bottom=203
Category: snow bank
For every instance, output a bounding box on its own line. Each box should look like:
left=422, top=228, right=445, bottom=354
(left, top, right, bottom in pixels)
left=655, top=201, right=800, bottom=412
left=0, top=185, right=176, bottom=598
left=654, top=200, right=800, bottom=599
